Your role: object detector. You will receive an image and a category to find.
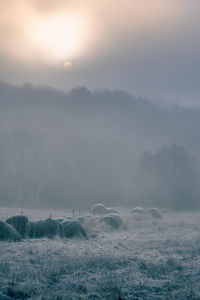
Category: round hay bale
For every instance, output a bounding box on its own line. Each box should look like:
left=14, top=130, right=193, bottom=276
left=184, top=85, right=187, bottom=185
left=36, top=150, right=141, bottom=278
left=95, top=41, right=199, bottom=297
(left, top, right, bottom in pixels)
left=131, top=207, right=145, bottom=214
left=148, top=207, right=162, bottom=219
left=99, top=214, right=122, bottom=229
left=6, top=215, right=29, bottom=238
left=132, top=212, right=144, bottom=221
left=61, top=219, right=87, bottom=238
left=111, top=214, right=123, bottom=226
left=105, top=207, right=119, bottom=214
left=0, top=220, right=21, bottom=242
left=56, top=217, right=67, bottom=223
left=28, top=218, right=64, bottom=239
left=91, top=203, right=106, bottom=215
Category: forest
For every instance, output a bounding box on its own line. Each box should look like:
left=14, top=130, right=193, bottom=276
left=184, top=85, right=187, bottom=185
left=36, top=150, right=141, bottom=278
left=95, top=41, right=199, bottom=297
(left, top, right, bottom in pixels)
left=0, top=81, right=200, bottom=210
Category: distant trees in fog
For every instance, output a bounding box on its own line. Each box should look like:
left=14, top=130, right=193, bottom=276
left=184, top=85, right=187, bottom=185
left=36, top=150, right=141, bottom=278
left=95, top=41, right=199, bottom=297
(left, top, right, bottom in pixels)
left=140, top=144, right=198, bottom=209
left=0, top=81, right=200, bottom=209
left=9, top=130, right=44, bottom=206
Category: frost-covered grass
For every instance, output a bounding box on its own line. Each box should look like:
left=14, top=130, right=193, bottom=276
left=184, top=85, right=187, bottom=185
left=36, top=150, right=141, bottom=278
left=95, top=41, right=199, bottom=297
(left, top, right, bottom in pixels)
left=1, top=208, right=200, bottom=299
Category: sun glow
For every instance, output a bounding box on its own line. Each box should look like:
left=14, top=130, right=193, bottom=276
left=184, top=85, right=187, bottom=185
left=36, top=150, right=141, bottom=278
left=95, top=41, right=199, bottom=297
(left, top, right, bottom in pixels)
left=64, top=60, right=73, bottom=70
left=28, top=13, right=88, bottom=62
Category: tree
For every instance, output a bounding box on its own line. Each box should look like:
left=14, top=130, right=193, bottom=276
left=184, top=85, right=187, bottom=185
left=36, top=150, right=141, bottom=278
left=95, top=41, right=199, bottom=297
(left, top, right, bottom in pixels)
left=7, top=130, right=44, bottom=206
left=140, top=144, right=198, bottom=209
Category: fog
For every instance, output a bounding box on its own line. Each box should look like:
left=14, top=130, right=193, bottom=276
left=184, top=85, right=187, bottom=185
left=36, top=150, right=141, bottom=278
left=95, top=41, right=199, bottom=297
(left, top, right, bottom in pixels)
left=1, top=1, right=200, bottom=106
left=0, top=81, right=200, bottom=210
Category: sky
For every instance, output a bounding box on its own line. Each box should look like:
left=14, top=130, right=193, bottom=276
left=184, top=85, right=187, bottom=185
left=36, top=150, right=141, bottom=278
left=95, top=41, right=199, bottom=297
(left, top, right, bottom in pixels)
left=0, top=0, right=200, bottom=106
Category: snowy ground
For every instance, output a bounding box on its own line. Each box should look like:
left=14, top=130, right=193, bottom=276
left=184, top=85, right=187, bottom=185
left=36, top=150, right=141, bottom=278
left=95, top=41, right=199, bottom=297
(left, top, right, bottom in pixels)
left=1, top=207, right=200, bottom=299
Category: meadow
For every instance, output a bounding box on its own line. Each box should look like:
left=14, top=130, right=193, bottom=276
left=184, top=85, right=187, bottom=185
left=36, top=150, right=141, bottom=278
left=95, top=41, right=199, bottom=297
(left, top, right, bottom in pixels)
left=0, top=207, right=200, bottom=299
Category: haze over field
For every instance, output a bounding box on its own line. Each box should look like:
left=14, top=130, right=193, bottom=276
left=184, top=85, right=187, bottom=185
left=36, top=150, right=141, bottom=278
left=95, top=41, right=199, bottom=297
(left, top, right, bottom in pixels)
left=0, top=81, right=200, bottom=210
left=1, top=2, right=200, bottom=300
left=0, top=1, right=200, bottom=211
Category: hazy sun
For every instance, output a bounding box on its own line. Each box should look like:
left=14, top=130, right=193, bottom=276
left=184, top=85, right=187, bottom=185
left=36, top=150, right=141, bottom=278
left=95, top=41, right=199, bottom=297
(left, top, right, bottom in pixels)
left=64, top=60, right=73, bottom=70
left=28, top=13, right=87, bottom=62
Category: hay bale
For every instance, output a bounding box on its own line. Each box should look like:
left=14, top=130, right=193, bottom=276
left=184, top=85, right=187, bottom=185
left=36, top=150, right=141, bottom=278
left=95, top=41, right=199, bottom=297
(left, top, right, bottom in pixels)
left=105, top=207, right=119, bottom=214
left=91, top=203, right=106, bottom=215
left=131, top=212, right=144, bottom=221
left=111, top=214, right=123, bottom=226
left=0, top=220, right=21, bottom=241
left=99, top=214, right=122, bottom=229
left=61, top=219, right=87, bottom=238
left=148, top=207, right=162, bottom=219
left=28, top=218, right=64, bottom=239
left=131, top=207, right=145, bottom=214
left=6, top=215, right=29, bottom=238
left=56, top=217, right=67, bottom=223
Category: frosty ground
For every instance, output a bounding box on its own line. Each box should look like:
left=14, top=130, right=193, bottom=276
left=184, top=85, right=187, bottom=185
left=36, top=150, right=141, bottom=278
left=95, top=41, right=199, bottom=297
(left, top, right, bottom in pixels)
left=1, top=207, right=200, bottom=299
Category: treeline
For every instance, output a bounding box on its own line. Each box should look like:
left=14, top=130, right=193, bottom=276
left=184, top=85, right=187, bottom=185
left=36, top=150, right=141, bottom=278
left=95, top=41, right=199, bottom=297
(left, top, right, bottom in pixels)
left=0, top=81, right=200, bottom=209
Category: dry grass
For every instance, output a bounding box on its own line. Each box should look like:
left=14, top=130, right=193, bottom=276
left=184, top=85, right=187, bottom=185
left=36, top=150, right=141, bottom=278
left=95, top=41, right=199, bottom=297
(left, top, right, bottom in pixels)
left=1, top=208, right=200, bottom=299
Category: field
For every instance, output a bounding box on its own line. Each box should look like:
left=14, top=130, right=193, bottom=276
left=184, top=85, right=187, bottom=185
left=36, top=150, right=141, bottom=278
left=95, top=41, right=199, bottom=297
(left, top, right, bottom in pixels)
left=1, top=207, right=200, bottom=299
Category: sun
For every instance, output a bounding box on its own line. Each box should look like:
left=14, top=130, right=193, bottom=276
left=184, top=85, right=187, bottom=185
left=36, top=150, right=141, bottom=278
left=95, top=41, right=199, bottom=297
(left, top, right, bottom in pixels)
left=28, top=13, right=87, bottom=62
left=64, top=60, right=73, bottom=71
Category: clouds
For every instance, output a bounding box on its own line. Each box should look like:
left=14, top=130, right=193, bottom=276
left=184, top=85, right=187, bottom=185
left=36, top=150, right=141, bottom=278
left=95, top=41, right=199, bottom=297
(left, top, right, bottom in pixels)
left=0, top=1, right=181, bottom=62
left=0, top=1, right=200, bottom=105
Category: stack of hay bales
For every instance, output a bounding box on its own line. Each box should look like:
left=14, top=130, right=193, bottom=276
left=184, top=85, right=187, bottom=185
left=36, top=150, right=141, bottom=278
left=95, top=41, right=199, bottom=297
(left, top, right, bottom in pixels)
left=1, top=215, right=88, bottom=240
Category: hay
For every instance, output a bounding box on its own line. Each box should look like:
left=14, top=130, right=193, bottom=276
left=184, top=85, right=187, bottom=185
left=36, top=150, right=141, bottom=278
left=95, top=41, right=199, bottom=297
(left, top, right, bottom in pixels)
left=0, top=220, right=21, bottom=242
left=148, top=208, right=162, bottom=219
left=61, top=219, right=87, bottom=238
left=99, top=214, right=122, bottom=229
left=91, top=204, right=106, bottom=215
left=28, top=218, right=64, bottom=239
left=131, top=207, right=145, bottom=214
left=6, top=215, right=29, bottom=238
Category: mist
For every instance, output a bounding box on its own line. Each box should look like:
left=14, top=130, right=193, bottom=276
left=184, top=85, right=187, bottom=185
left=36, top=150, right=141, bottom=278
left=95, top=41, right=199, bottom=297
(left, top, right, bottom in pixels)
left=2, top=1, right=200, bottom=106
left=0, top=81, right=199, bottom=210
